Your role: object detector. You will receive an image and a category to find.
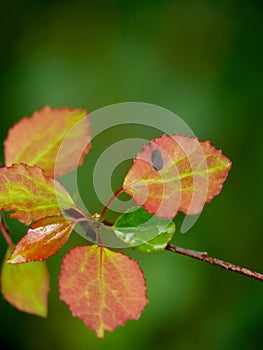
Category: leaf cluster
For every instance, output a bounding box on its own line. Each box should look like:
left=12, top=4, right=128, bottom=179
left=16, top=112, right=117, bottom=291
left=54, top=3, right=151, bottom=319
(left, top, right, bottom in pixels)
left=0, top=107, right=231, bottom=337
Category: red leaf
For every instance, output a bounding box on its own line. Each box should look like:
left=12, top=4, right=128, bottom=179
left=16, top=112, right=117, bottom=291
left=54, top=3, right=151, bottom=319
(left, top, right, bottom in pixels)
left=7, top=216, right=75, bottom=263
left=0, top=164, right=75, bottom=225
left=1, top=249, right=49, bottom=317
left=123, top=134, right=231, bottom=218
left=59, top=245, right=148, bottom=337
left=4, top=106, right=91, bottom=177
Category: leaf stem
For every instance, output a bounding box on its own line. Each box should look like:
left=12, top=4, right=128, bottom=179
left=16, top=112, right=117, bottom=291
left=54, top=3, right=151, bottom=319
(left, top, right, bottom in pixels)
left=100, top=188, right=124, bottom=219
left=165, top=243, right=263, bottom=282
left=0, top=211, right=14, bottom=248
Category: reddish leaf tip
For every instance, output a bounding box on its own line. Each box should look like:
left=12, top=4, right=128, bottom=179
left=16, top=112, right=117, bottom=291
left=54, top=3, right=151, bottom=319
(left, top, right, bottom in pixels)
left=6, top=255, right=25, bottom=264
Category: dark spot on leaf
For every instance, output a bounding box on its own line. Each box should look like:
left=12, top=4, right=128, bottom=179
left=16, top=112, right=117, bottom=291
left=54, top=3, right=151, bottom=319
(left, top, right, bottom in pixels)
left=63, top=208, right=97, bottom=242
left=80, top=221, right=97, bottom=241
left=151, top=150, right=163, bottom=171
left=63, top=208, right=85, bottom=220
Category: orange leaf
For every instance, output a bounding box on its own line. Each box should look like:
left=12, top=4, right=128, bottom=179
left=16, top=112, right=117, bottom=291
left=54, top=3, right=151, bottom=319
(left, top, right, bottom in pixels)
left=1, top=249, right=49, bottom=317
left=59, top=245, right=148, bottom=337
left=4, top=106, right=91, bottom=177
left=8, top=216, right=75, bottom=263
left=0, top=164, right=75, bottom=225
left=123, top=134, right=232, bottom=218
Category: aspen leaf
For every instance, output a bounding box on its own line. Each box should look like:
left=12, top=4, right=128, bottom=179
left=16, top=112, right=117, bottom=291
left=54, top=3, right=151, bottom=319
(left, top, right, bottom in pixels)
left=123, top=134, right=232, bottom=218
left=1, top=249, right=49, bottom=317
left=136, top=230, right=174, bottom=253
left=4, top=106, right=91, bottom=177
left=8, top=216, right=75, bottom=263
left=0, top=164, right=75, bottom=225
left=59, top=245, right=148, bottom=337
left=113, top=206, right=175, bottom=250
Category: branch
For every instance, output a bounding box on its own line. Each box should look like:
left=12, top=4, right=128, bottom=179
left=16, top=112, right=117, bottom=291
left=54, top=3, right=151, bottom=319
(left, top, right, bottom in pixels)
left=100, top=187, right=124, bottom=219
left=0, top=211, right=14, bottom=248
left=165, top=243, right=263, bottom=282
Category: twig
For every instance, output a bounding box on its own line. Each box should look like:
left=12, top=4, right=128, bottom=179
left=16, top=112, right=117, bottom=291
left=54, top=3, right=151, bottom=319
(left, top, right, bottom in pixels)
left=165, top=243, right=263, bottom=282
left=0, top=211, right=14, bottom=248
left=100, top=187, right=124, bottom=219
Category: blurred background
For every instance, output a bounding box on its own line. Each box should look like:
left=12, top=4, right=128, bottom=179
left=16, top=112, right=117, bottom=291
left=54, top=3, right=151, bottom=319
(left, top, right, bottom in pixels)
left=0, top=0, right=262, bottom=349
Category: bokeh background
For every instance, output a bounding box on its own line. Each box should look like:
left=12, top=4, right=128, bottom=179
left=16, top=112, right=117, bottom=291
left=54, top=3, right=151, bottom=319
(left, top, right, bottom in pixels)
left=0, top=0, right=262, bottom=349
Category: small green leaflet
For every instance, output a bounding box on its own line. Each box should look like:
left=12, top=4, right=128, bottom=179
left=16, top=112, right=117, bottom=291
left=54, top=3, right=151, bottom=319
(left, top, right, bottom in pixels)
left=113, top=207, right=175, bottom=252
left=136, top=230, right=175, bottom=253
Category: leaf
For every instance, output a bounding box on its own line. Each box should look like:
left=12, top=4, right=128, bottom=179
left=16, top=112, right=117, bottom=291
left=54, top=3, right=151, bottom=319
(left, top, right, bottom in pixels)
left=113, top=206, right=175, bottom=251
left=0, top=164, right=75, bottom=225
left=123, top=134, right=232, bottom=218
left=61, top=207, right=175, bottom=250
left=7, top=216, right=75, bottom=263
left=1, top=249, right=49, bottom=317
left=59, top=245, right=148, bottom=338
left=136, top=231, right=174, bottom=253
left=4, top=106, right=91, bottom=177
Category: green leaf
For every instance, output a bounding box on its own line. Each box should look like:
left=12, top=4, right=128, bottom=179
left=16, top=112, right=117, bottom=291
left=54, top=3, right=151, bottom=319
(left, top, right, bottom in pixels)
left=113, top=206, right=175, bottom=251
left=1, top=249, right=49, bottom=317
left=136, top=228, right=175, bottom=253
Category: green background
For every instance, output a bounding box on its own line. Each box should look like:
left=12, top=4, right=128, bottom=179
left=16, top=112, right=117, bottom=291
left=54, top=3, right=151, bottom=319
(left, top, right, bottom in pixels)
left=0, top=1, right=262, bottom=349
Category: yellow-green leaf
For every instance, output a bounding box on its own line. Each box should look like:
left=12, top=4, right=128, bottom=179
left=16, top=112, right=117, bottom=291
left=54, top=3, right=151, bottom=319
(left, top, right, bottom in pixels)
left=0, top=164, right=75, bottom=225
left=1, top=249, right=49, bottom=317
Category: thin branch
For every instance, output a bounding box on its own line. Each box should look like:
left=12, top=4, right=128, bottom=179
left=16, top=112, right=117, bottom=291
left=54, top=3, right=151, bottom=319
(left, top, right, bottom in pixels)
left=165, top=243, right=263, bottom=282
left=100, top=187, right=124, bottom=219
left=0, top=211, right=14, bottom=248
